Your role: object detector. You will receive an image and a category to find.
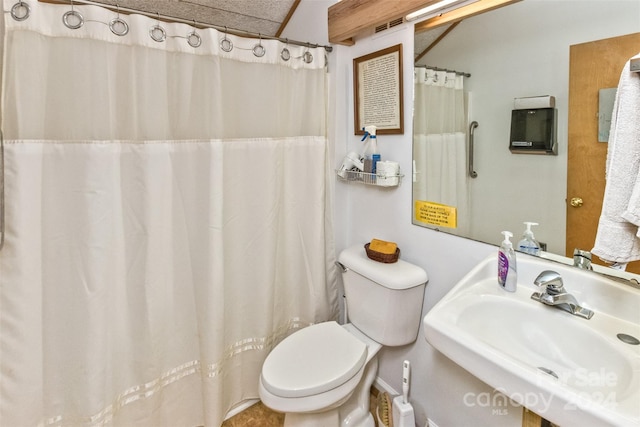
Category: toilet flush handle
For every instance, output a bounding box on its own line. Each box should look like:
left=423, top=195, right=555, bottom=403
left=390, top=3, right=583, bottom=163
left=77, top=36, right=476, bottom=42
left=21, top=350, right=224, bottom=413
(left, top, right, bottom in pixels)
left=335, top=261, right=347, bottom=273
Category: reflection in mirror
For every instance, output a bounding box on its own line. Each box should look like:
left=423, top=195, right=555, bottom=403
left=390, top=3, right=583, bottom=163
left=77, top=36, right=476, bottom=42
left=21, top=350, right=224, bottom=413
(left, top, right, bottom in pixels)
left=411, top=0, right=640, bottom=277
left=413, top=66, right=469, bottom=236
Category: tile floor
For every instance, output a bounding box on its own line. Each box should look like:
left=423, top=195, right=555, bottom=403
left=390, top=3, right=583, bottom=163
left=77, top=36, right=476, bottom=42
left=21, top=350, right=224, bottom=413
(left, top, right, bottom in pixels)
left=221, top=390, right=380, bottom=426
left=221, top=401, right=285, bottom=427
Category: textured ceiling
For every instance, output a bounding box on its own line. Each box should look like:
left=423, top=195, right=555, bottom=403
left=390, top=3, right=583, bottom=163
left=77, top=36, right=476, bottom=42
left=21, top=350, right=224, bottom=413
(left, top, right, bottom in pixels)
left=414, top=25, right=451, bottom=66
left=87, top=0, right=298, bottom=36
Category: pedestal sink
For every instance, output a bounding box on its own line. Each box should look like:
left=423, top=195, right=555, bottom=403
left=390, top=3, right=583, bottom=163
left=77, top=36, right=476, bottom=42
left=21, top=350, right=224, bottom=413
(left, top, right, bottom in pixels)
left=423, top=254, right=640, bottom=426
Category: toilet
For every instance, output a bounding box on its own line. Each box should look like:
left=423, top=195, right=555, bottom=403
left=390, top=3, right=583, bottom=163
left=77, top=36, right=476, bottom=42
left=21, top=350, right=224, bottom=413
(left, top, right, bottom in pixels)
left=258, top=244, right=428, bottom=427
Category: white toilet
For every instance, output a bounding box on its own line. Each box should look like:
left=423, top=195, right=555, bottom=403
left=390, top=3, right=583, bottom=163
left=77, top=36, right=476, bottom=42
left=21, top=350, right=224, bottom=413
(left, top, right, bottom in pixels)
left=258, top=244, right=428, bottom=427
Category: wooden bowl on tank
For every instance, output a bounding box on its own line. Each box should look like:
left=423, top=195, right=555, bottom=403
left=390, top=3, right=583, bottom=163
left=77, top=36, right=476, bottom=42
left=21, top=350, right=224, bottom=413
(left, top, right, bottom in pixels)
left=364, top=243, right=399, bottom=263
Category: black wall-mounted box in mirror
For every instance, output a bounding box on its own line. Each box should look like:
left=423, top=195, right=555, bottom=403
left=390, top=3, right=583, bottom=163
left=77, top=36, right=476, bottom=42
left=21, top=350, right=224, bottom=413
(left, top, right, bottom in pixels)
left=509, top=107, right=558, bottom=155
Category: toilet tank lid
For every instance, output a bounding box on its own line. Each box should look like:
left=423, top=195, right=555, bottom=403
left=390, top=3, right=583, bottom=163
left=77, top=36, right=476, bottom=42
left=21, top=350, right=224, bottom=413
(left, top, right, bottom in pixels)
left=338, top=244, right=428, bottom=289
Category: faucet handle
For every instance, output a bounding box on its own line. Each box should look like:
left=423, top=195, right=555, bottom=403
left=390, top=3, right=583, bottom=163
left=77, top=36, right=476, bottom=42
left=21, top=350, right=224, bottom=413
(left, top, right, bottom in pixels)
left=534, top=270, right=564, bottom=291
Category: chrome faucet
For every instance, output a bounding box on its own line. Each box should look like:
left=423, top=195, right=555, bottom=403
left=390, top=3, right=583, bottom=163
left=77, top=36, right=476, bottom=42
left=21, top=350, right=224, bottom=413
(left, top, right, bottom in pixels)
left=531, top=270, right=594, bottom=319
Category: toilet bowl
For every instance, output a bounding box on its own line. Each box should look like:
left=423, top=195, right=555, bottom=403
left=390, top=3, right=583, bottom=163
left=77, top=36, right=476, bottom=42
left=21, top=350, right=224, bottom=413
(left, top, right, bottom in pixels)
left=258, top=244, right=428, bottom=427
left=259, top=322, right=381, bottom=427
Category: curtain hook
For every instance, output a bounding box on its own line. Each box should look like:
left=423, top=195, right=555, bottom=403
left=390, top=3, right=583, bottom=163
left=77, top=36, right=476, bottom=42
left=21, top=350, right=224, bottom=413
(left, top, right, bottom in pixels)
left=149, top=12, right=166, bottom=42
left=62, top=0, right=84, bottom=29
left=302, top=42, right=313, bottom=64
left=280, top=38, right=290, bottom=61
left=108, top=4, right=129, bottom=36
left=220, top=26, right=233, bottom=52
left=187, top=19, right=202, bottom=48
left=10, top=1, right=31, bottom=21
left=253, top=33, right=265, bottom=57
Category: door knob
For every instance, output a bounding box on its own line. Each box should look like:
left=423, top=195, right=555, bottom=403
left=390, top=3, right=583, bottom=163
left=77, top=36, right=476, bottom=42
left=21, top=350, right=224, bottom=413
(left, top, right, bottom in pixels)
left=570, top=197, right=583, bottom=207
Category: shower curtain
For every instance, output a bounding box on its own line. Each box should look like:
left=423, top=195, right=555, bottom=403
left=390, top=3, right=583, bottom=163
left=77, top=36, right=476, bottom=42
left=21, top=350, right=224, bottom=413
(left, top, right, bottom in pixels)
left=413, top=67, right=470, bottom=235
left=0, top=2, right=337, bottom=426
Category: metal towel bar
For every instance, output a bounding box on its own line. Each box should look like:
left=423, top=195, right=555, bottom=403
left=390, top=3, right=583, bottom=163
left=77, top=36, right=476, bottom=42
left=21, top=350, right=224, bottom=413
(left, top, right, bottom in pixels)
left=468, top=121, right=478, bottom=179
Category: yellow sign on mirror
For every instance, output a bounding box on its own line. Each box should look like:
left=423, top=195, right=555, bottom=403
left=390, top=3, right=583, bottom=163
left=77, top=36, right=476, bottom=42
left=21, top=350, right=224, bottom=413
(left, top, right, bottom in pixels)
left=414, top=200, right=457, bottom=228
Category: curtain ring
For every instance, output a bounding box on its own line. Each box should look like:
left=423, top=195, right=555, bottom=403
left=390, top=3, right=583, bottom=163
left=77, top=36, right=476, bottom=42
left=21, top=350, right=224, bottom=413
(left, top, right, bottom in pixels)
left=62, top=0, right=84, bottom=29
left=10, top=1, right=31, bottom=21
left=220, top=27, right=233, bottom=52
left=109, top=4, right=129, bottom=36
left=280, top=38, right=290, bottom=61
left=149, top=12, right=166, bottom=42
left=252, top=33, right=265, bottom=57
left=302, top=43, right=313, bottom=64
left=187, top=19, right=202, bottom=48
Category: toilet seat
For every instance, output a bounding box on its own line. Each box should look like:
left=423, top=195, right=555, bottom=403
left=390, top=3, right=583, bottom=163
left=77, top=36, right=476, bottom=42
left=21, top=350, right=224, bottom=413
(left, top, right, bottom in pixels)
left=261, top=321, right=368, bottom=398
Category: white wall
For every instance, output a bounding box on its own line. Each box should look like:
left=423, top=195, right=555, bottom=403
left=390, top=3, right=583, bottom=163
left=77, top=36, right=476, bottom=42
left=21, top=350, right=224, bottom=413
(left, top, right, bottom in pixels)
left=283, top=1, right=640, bottom=426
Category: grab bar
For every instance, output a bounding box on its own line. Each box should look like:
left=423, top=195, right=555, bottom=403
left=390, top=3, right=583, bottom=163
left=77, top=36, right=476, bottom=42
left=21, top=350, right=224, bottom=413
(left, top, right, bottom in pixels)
left=0, top=129, right=4, bottom=251
left=468, top=121, right=478, bottom=178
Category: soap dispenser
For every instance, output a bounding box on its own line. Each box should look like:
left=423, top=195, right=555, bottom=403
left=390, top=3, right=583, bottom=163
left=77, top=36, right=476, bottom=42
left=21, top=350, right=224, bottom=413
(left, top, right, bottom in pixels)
left=498, top=231, right=517, bottom=292
left=517, top=222, right=541, bottom=256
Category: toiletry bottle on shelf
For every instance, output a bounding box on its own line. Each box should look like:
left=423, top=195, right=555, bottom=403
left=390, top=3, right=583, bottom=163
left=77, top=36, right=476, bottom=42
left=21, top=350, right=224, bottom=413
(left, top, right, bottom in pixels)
left=517, top=222, right=541, bottom=256
left=361, top=125, right=380, bottom=175
left=498, top=231, right=517, bottom=292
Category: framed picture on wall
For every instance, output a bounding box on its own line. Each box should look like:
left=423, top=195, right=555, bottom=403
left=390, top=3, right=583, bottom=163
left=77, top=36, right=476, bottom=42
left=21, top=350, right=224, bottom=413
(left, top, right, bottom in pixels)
left=353, top=44, right=404, bottom=135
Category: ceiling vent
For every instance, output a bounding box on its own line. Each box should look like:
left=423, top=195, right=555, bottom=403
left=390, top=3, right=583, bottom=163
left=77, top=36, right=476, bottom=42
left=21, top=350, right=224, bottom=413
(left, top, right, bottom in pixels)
left=375, top=17, right=405, bottom=33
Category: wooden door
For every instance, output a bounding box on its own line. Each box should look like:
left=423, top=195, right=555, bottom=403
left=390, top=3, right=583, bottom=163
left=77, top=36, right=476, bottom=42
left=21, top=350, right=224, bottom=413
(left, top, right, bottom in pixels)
left=567, top=33, right=640, bottom=273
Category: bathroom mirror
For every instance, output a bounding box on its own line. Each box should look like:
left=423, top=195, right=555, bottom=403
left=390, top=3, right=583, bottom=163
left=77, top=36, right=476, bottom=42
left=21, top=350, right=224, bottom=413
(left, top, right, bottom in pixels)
left=411, top=0, right=640, bottom=276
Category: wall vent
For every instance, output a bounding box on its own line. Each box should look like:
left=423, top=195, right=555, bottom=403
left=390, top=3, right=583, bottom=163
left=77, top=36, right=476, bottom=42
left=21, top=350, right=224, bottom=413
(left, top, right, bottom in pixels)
left=374, top=17, right=405, bottom=33
left=389, top=17, right=404, bottom=28
left=374, top=23, right=388, bottom=33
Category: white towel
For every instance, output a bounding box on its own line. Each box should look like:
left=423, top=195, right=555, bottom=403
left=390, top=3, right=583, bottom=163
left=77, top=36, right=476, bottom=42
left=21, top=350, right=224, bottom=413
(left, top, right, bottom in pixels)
left=592, top=53, right=640, bottom=263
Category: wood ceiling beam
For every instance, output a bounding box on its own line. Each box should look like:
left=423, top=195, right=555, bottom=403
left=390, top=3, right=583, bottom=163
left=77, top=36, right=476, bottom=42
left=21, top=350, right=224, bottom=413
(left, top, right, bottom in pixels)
left=328, top=0, right=440, bottom=45
left=328, top=0, right=521, bottom=46
left=414, top=0, right=521, bottom=33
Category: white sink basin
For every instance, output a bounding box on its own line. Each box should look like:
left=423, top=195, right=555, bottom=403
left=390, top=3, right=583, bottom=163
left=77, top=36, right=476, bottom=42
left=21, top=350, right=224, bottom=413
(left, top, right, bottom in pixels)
left=424, top=254, right=640, bottom=426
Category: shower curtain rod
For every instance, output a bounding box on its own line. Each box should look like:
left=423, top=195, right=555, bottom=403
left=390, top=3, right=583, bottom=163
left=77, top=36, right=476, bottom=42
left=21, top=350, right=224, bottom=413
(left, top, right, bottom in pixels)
left=37, top=0, right=333, bottom=52
left=417, top=65, right=470, bottom=78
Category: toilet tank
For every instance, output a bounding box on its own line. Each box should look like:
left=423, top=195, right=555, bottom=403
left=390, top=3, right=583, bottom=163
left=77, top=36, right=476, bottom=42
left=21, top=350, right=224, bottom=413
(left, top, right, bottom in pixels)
left=338, top=244, right=428, bottom=346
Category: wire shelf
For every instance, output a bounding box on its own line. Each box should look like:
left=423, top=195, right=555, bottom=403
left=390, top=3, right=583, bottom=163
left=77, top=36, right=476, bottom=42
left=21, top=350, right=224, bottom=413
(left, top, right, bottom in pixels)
left=336, top=169, right=403, bottom=187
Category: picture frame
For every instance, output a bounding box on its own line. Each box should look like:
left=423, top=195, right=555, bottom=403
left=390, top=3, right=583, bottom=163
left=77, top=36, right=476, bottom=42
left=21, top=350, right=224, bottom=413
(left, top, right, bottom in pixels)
left=353, top=44, right=404, bottom=135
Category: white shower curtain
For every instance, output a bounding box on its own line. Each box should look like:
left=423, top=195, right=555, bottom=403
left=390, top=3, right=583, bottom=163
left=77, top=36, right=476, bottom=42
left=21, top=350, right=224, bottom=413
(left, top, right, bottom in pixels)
left=413, top=67, right=470, bottom=235
left=0, top=2, right=337, bottom=426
